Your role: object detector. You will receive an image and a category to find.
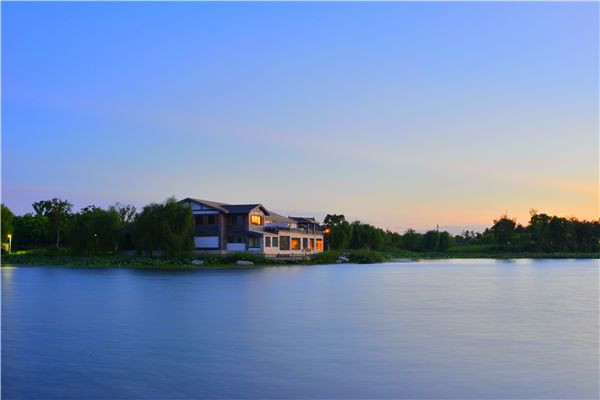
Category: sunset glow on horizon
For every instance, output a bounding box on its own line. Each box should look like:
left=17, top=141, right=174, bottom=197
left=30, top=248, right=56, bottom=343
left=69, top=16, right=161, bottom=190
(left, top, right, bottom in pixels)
left=2, top=2, right=598, bottom=233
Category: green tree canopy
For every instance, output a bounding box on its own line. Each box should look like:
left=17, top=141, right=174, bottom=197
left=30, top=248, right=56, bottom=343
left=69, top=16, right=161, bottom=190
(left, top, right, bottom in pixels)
left=491, top=214, right=516, bottom=246
left=32, top=198, right=73, bottom=248
left=133, top=197, right=193, bottom=257
left=1, top=204, right=15, bottom=244
left=68, top=206, right=123, bottom=254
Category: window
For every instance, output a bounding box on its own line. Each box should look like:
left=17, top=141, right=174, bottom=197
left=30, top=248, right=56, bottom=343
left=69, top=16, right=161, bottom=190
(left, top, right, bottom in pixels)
left=279, top=236, right=290, bottom=250
left=229, top=215, right=243, bottom=225
left=302, top=238, right=308, bottom=249
left=207, top=215, right=216, bottom=225
left=250, top=215, right=262, bottom=225
left=265, top=237, right=271, bottom=247
left=195, top=216, right=203, bottom=225
left=316, top=239, right=323, bottom=250
left=272, top=237, right=279, bottom=248
left=309, top=239, right=314, bottom=249
left=228, top=236, right=244, bottom=243
left=291, top=238, right=301, bottom=250
left=249, top=236, right=261, bottom=248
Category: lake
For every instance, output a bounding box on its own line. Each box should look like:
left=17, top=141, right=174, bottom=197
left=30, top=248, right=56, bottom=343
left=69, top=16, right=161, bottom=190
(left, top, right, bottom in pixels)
left=2, top=259, right=598, bottom=399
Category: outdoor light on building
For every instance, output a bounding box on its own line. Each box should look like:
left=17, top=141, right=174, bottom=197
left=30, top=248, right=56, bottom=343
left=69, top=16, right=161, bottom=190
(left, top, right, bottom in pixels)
left=7, top=234, right=12, bottom=253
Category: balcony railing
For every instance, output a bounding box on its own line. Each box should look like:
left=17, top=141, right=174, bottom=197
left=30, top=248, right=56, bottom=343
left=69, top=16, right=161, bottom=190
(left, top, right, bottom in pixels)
left=263, top=226, right=323, bottom=235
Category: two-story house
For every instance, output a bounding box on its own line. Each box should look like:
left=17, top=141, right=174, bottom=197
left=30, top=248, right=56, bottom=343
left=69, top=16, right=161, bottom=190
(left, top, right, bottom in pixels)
left=180, top=198, right=324, bottom=256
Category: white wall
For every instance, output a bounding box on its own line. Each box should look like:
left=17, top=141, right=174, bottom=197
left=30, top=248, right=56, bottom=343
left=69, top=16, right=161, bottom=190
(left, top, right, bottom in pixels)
left=226, top=243, right=246, bottom=251
left=194, top=236, right=219, bottom=249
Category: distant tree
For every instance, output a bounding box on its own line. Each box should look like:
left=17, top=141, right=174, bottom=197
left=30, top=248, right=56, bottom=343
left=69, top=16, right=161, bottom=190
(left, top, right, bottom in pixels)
left=323, top=214, right=346, bottom=228
left=401, top=229, right=422, bottom=251
left=109, top=203, right=137, bottom=225
left=529, top=210, right=551, bottom=251
left=1, top=204, right=15, bottom=244
left=12, top=213, right=49, bottom=249
left=437, top=231, right=451, bottom=251
left=329, top=221, right=352, bottom=250
left=571, top=219, right=599, bottom=252
left=548, top=216, right=569, bottom=252
left=133, top=197, right=193, bottom=257
left=491, top=214, right=516, bottom=246
left=422, top=230, right=439, bottom=251
left=68, top=206, right=123, bottom=254
left=32, top=198, right=73, bottom=248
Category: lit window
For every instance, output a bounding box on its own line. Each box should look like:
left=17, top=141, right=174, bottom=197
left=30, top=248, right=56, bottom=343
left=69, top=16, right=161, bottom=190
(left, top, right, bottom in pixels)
left=309, top=239, right=314, bottom=249
left=250, top=215, right=262, bottom=225
left=316, top=239, right=323, bottom=250
left=291, top=238, right=300, bottom=250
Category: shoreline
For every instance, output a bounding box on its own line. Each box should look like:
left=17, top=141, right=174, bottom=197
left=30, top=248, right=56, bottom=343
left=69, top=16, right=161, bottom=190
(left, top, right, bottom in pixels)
left=2, top=251, right=598, bottom=269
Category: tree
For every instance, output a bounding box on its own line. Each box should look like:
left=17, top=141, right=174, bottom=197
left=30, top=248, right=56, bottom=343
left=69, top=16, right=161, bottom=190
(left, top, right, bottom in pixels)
left=548, top=216, right=568, bottom=252
left=109, top=203, right=137, bottom=225
left=1, top=204, right=15, bottom=245
left=12, top=213, right=49, bottom=249
left=329, top=221, right=352, bottom=250
left=437, top=231, right=451, bottom=251
left=133, top=197, right=193, bottom=257
left=529, top=210, right=551, bottom=251
left=32, top=198, right=73, bottom=248
left=491, top=214, right=516, bottom=246
left=419, top=230, right=451, bottom=252
left=401, top=229, right=422, bottom=251
left=323, top=214, right=346, bottom=228
left=68, top=206, right=123, bottom=254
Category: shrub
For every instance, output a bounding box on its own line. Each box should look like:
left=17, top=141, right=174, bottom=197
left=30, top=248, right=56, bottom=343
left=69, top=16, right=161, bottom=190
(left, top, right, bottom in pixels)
left=348, top=249, right=386, bottom=264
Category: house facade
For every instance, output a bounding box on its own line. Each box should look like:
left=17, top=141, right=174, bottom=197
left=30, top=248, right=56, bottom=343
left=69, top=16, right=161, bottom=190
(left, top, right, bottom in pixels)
left=180, top=198, right=324, bottom=256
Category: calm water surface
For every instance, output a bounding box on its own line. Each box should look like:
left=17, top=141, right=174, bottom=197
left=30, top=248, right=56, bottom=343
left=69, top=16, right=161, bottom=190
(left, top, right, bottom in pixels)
left=2, top=259, right=598, bottom=399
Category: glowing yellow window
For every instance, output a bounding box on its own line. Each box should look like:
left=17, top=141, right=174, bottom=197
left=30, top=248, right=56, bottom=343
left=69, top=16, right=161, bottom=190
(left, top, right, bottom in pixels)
left=316, top=239, right=323, bottom=250
left=291, top=238, right=301, bottom=250
left=250, top=215, right=262, bottom=225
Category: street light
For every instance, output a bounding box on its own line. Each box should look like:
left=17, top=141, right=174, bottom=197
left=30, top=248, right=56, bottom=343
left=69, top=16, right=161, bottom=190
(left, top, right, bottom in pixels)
left=7, top=234, right=12, bottom=253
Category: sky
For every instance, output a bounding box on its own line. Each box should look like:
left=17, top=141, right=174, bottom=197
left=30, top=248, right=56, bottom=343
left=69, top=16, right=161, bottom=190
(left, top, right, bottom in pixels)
left=2, top=2, right=598, bottom=233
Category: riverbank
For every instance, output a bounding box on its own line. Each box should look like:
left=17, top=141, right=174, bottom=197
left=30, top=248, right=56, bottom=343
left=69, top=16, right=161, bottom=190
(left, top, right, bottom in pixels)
left=1, top=249, right=598, bottom=268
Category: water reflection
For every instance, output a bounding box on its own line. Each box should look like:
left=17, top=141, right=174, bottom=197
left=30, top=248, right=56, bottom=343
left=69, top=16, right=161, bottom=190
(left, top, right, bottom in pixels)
left=1, top=260, right=598, bottom=399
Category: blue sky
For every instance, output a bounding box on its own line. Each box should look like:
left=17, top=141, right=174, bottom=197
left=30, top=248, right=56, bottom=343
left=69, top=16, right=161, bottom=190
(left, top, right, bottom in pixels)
left=2, top=2, right=598, bottom=232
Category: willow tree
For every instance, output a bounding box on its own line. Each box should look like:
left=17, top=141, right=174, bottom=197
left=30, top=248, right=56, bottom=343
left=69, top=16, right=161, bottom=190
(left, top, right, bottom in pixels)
left=133, top=197, right=194, bottom=258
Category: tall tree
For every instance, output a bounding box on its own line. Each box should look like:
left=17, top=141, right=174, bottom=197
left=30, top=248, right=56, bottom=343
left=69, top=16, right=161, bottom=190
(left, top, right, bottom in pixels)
left=32, top=198, right=73, bottom=248
left=323, top=214, right=346, bottom=228
left=491, top=214, right=516, bottom=246
left=68, top=206, right=123, bottom=254
left=1, top=204, right=15, bottom=246
left=110, top=203, right=137, bottom=225
left=133, top=197, right=193, bottom=257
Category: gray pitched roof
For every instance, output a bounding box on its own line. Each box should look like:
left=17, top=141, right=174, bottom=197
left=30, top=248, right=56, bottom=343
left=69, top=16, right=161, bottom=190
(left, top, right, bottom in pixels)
left=289, top=216, right=318, bottom=224
left=223, top=204, right=264, bottom=214
left=182, top=198, right=269, bottom=215
left=184, top=198, right=229, bottom=213
left=266, top=211, right=296, bottom=224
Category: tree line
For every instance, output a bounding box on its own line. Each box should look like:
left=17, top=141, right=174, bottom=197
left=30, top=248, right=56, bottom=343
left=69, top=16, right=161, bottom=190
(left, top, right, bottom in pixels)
left=2, top=198, right=598, bottom=256
left=1, top=197, right=194, bottom=257
left=323, top=210, right=600, bottom=253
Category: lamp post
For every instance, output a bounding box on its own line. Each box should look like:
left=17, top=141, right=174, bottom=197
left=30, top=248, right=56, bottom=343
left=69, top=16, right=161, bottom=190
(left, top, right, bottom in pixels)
left=7, top=234, right=12, bottom=253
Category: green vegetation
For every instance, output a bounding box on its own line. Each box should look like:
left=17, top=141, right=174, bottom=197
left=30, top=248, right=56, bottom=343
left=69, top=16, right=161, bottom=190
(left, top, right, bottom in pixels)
left=1, top=198, right=598, bottom=267
left=133, top=198, right=194, bottom=257
left=2, top=197, right=194, bottom=258
left=323, top=211, right=600, bottom=256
